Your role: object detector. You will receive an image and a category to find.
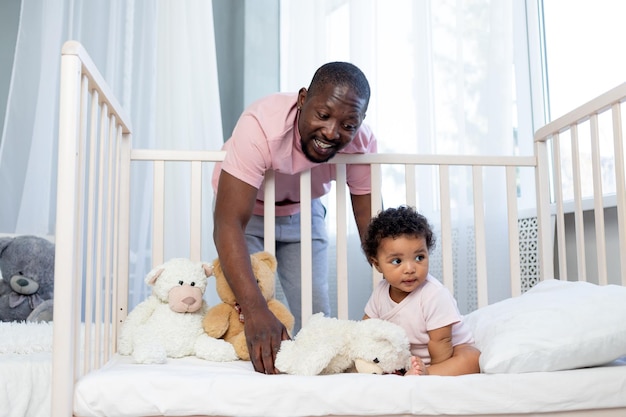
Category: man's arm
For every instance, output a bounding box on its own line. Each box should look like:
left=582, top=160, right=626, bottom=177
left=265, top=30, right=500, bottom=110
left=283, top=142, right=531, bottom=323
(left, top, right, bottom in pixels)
left=213, top=170, right=289, bottom=374
left=350, top=193, right=372, bottom=243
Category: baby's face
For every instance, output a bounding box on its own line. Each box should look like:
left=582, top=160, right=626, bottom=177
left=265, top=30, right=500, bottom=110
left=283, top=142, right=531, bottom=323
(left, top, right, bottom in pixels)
left=371, top=234, right=429, bottom=303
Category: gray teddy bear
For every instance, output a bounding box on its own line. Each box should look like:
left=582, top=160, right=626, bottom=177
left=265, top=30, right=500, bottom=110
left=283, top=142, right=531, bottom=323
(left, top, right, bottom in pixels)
left=0, top=235, right=55, bottom=322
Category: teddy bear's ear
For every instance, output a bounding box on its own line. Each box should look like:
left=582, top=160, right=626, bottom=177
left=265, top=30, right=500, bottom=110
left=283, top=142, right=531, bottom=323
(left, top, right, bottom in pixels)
left=0, top=237, right=13, bottom=255
left=253, top=251, right=277, bottom=273
left=145, top=267, right=165, bottom=286
left=202, top=263, right=213, bottom=277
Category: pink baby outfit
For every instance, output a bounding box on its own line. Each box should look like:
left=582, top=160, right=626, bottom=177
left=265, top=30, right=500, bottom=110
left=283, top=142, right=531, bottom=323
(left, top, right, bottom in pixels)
left=364, top=274, right=474, bottom=365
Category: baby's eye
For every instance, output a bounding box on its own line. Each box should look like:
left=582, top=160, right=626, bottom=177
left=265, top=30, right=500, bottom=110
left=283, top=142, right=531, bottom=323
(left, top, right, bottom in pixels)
left=391, top=259, right=401, bottom=265
left=416, top=255, right=425, bottom=262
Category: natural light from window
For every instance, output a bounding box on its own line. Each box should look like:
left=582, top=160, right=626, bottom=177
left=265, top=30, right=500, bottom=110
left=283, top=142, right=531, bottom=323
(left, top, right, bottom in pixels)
left=543, top=0, right=626, bottom=201
left=543, top=0, right=626, bottom=120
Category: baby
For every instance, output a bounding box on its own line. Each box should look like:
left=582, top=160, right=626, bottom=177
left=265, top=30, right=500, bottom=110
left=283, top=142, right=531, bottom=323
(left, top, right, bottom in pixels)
left=361, top=206, right=480, bottom=375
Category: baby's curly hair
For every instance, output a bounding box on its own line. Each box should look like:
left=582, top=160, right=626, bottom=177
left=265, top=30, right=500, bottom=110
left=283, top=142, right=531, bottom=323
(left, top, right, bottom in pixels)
left=361, top=205, right=436, bottom=262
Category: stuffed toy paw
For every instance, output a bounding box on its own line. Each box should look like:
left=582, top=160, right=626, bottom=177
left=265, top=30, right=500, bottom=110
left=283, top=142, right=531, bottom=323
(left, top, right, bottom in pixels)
left=275, top=313, right=411, bottom=375
left=118, top=258, right=237, bottom=364
left=202, top=251, right=295, bottom=360
left=0, top=236, right=55, bottom=322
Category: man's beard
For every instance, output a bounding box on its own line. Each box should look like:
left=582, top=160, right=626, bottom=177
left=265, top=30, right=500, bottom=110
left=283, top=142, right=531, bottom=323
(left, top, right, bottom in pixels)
left=301, top=137, right=335, bottom=163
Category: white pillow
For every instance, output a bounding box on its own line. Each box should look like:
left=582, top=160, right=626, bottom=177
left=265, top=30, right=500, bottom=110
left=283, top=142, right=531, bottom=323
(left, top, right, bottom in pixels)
left=463, top=279, right=626, bottom=373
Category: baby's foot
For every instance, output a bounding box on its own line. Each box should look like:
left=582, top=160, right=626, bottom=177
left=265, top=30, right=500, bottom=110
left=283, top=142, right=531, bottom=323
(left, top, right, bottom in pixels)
left=404, top=356, right=428, bottom=376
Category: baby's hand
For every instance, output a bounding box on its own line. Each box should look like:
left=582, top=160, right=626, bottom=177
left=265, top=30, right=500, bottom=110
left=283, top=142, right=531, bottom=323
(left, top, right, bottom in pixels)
left=404, top=356, right=428, bottom=376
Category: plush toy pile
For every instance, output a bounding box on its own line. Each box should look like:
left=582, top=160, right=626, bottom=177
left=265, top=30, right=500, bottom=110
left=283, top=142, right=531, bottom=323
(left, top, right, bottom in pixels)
left=202, top=251, right=294, bottom=360
left=118, top=258, right=237, bottom=364
left=0, top=235, right=55, bottom=322
left=275, top=313, right=411, bottom=375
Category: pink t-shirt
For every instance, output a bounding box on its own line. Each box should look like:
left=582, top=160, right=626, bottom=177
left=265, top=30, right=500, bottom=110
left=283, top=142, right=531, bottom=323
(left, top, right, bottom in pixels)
left=364, top=274, right=474, bottom=364
left=212, top=92, right=378, bottom=216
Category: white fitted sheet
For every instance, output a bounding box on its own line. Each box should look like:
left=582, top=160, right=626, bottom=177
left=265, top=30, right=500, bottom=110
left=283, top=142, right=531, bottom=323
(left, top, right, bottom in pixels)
left=73, top=354, right=626, bottom=417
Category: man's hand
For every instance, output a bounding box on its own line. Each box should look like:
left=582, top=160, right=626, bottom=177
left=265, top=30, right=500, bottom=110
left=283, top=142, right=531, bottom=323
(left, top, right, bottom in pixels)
left=243, top=305, right=291, bottom=374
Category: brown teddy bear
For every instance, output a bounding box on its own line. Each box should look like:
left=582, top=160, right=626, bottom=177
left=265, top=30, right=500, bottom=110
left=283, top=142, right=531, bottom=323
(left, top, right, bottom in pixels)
left=202, top=251, right=295, bottom=360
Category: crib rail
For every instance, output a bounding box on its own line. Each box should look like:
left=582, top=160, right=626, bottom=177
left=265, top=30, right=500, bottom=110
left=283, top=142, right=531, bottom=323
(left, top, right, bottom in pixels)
left=129, top=149, right=538, bottom=320
left=53, top=41, right=132, bottom=417
left=534, top=82, right=626, bottom=286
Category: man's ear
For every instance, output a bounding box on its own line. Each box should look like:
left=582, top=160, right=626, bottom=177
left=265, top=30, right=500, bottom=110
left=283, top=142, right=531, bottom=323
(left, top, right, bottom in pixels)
left=297, top=87, right=307, bottom=108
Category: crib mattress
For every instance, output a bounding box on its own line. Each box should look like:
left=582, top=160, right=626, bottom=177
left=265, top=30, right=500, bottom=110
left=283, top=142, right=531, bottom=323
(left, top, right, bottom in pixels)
left=73, top=354, right=626, bottom=417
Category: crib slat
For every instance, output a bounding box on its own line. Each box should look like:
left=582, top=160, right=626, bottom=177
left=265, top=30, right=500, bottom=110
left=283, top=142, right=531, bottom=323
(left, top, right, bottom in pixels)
left=506, top=166, right=522, bottom=297
left=589, top=114, right=608, bottom=285
left=551, top=134, right=568, bottom=280
left=570, top=124, right=587, bottom=281
left=109, top=125, right=124, bottom=362
left=473, top=166, right=488, bottom=308
left=300, top=169, right=313, bottom=325
left=405, top=164, right=416, bottom=208
left=263, top=170, right=276, bottom=255
left=190, top=161, right=203, bottom=261
left=102, top=117, right=118, bottom=364
left=335, top=164, right=349, bottom=320
left=534, top=138, right=555, bottom=281
left=82, top=90, right=99, bottom=373
left=116, top=129, right=131, bottom=340
left=612, top=103, right=626, bottom=286
left=152, top=161, right=165, bottom=266
left=73, top=74, right=89, bottom=379
left=92, top=103, right=108, bottom=370
left=370, top=164, right=383, bottom=285
left=439, top=165, right=454, bottom=294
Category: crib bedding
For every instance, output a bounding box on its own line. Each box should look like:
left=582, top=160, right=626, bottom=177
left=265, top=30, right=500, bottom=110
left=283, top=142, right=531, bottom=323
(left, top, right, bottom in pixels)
left=72, top=280, right=626, bottom=417
left=73, top=354, right=626, bottom=417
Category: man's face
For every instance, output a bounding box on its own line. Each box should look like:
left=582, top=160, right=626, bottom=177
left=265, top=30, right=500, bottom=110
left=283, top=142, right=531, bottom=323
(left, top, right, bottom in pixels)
left=297, top=83, right=367, bottom=163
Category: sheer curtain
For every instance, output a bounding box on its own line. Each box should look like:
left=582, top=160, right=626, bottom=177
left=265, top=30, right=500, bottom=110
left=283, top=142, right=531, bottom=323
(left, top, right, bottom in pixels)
left=280, top=0, right=541, bottom=316
left=0, top=0, right=223, bottom=308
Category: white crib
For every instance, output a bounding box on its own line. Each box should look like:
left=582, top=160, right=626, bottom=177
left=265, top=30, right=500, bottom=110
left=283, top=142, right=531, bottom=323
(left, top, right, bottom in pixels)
left=48, top=41, right=626, bottom=417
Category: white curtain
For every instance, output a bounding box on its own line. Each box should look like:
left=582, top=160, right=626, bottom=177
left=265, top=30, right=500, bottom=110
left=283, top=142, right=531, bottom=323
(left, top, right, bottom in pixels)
left=0, top=0, right=223, bottom=308
left=280, top=0, right=540, bottom=315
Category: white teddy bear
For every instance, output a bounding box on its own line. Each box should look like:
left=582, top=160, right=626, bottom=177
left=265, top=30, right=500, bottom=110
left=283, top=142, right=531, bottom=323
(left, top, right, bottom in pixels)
left=118, top=258, right=237, bottom=364
left=275, top=313, right=411, bottom=375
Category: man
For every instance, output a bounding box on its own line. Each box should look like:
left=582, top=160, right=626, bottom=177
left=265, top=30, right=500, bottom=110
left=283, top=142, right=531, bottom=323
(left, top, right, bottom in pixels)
left=212, top=62, right=377, bottom=374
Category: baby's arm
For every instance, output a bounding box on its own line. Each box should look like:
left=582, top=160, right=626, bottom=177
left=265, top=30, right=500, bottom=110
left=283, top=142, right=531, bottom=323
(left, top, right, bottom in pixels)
left=427, top=324, right=455, bottom=365
left=405, top=325, right=454, bottom=376
left=425, top=324, right=480, bottom=376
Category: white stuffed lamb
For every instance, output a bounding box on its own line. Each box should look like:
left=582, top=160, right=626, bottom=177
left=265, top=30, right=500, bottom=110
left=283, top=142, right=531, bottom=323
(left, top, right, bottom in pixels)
left=118, top=258, right=237, bottom=364
left=275, top=313, right=411, bottom=375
